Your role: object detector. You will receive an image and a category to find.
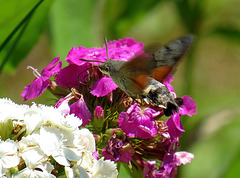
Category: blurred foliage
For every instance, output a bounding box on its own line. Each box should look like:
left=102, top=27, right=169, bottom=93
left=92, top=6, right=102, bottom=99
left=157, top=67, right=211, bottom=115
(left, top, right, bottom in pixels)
left=0, top=0, right=240, bottom=177
left=0, top=0, right=54, bottom=73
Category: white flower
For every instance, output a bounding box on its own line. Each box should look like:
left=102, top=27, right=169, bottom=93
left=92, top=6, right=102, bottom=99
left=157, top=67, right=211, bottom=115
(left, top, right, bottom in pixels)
left=62, top=114, right=83, bottom=130
left=65, top=165, right=90, bottom=178
left=0, top=139, right=20, bottom=176
left=77, top=154, right=118, bottom=178
left=0, top=139, right=20, bottom=168
left=34, top=104, right=82, bottom=130
left=0, top=98, right=29, bottom=121
left=39, top=126, right=82, bottom=166
left=13, top=147, right=54, bottom=178
left=73, top=128, right=96, bottom=152
left=78, top=151, right=95, bottom=172
left=22, top=106, right=45, bottom=135
left=18, top=132, right=40, bottom=152
left=91, top=158, right=118, bottom=178
left=0, top=98, right=111, bottom=177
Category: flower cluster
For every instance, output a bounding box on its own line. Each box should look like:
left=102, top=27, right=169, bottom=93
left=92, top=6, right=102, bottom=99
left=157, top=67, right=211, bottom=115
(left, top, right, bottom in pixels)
left=0, top=98, right=118, bottom=177
left=19, top=38, right=197, bottom=177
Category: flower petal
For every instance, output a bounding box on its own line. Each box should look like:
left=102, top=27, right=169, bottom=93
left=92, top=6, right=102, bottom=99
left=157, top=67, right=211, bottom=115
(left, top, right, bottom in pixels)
left=166, top=113, right=185, bottom=138
left=70, top=97, right=92, bottom=126
left=92, top=158, right=118, bottom=178
left=41, top=57, right=62, bottom=77
left=179, top=95, right=197, bottom=116
left=175, top=151, right=194, bottom=166
left=118, top=104, right=159, bottom=139
left=55, top=63, right=91, bottom=89
left=21, top=78, right=49, bottom=101
left=90, top=77, right=118, bottom=97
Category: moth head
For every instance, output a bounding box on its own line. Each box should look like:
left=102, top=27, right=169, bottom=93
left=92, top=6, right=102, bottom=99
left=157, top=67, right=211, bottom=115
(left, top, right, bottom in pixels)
left=98, top=61, right=111, bottom=75
left=98, top=59, right=124, bottom=76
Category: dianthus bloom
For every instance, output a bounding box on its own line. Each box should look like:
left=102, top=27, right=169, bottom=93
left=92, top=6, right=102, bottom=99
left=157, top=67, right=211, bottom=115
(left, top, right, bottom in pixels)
left=118, top=103, right=160, bottom=139
left=102, top=134, right=134, bottom=163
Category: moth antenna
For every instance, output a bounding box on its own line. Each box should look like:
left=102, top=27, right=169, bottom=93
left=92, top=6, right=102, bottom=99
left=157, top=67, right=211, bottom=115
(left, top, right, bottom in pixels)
left=104, top=36, right=110, bottom=60
left=79, top=59, right=102, bottom=63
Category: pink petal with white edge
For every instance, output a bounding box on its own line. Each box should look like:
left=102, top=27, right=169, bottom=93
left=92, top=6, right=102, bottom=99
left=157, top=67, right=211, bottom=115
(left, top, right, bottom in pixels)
left=175, top=151, right=194, bottom=166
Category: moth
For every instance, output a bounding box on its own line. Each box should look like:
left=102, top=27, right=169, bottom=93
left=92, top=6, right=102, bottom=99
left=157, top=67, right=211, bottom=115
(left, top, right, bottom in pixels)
left=91, top=36, right=193, bottom=116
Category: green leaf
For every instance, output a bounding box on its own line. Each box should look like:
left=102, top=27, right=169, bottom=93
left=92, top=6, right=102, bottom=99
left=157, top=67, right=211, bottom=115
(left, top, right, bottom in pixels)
left=208, top=26, right=240, bottom=44
left=0, top=0, right=54, bottom=73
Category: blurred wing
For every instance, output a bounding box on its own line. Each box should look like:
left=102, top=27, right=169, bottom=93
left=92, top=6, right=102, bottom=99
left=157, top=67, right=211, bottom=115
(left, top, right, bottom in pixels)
left=120, top=55, right=153, bottom=92
left=119, top=35, right=193, bottom=90
left=149, top=35, right=193, bottom=82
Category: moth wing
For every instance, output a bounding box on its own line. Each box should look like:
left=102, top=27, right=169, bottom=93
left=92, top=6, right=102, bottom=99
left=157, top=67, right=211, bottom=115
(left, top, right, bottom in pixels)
left=120, top=55, right=153, bottom=74
left=123, top=74, right=150, bottom=96
left=119, top=56, right=152, bottom=95
left=149, top=35, right=193, bottom=82
left=119, top=35, right=193, bottom=88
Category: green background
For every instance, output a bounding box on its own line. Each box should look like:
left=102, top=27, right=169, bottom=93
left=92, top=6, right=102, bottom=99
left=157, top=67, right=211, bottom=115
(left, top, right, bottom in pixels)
left=0, top=0, right=240, bottom=177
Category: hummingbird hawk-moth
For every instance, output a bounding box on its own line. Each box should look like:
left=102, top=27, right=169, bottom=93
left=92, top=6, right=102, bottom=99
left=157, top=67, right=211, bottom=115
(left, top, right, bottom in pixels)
left=80, top=35, right=193, bottom=116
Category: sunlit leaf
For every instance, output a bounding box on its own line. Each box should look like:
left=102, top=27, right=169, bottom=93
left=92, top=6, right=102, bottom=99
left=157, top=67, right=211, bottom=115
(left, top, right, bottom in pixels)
left=0, top=0, right=54, bottom=73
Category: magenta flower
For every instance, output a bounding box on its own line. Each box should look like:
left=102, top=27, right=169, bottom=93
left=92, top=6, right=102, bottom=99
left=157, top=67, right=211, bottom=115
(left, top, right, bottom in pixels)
left=69, top=96, right=92, bottom=126
left=156, top=152, right=177, bottom=178
left=143, top=161, right=156, bottom=178
left=56, top=38, right=145, bottom=97
left=21, top=57, right=62, bottom=100
left=118, top=103, right=160, bottom=139
left=179, top=95, right=197, bottom=116
left=155, top=151, right=194, bottom=178
left=55, top=63, right=91, bottom=89
left=175, top=151, right=194, bottom=166
left=90, top=77, right=118, bottom=97
left=163, top=74, right=175, bottom=95
left=165, top=95, right=196, bottom=138
left=54, top=94, right=73, bottom=115
left=94, top=106, right=104, bottom=119
left=92, top=151, right=99, bottom=160
left=102, top=134, right=133, bottom=163
left=166, top=112, right=185, bottom=138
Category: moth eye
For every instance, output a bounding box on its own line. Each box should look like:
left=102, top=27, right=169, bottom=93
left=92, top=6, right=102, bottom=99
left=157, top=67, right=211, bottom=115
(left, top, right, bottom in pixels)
left=105, top=66, right=109, bottom=72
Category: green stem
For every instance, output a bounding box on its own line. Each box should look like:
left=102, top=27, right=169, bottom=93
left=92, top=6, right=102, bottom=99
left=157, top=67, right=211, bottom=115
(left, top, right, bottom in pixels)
left=0, top=0, right=44, bottom=74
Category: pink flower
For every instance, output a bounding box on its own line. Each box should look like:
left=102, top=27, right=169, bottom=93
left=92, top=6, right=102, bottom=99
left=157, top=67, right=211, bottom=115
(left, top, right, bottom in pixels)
left=90, top=77, right=118, bottom=97
left=143, top=161, right=156, bottom=178
left=94, top=106, right=104, bottom=119
left=175, top=151, right=194, bottom=166
left=21, top=57, right=62, bottom=100
left=54, top=94, right=73, bottom=115
left=70, top=96, right=92, bottom=126
left=163, top=74, right=175, bottom=95
left=118, top=103, right=160, bottom=139
left=179, top=95, right=197, bottom=116
left=102, top=134, right=133, bottom=163
left=155, top=151, right=194, bottom=177
left=166, top=112, right=185, bottom=138
left=55, top=63, right=91, bottom=89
